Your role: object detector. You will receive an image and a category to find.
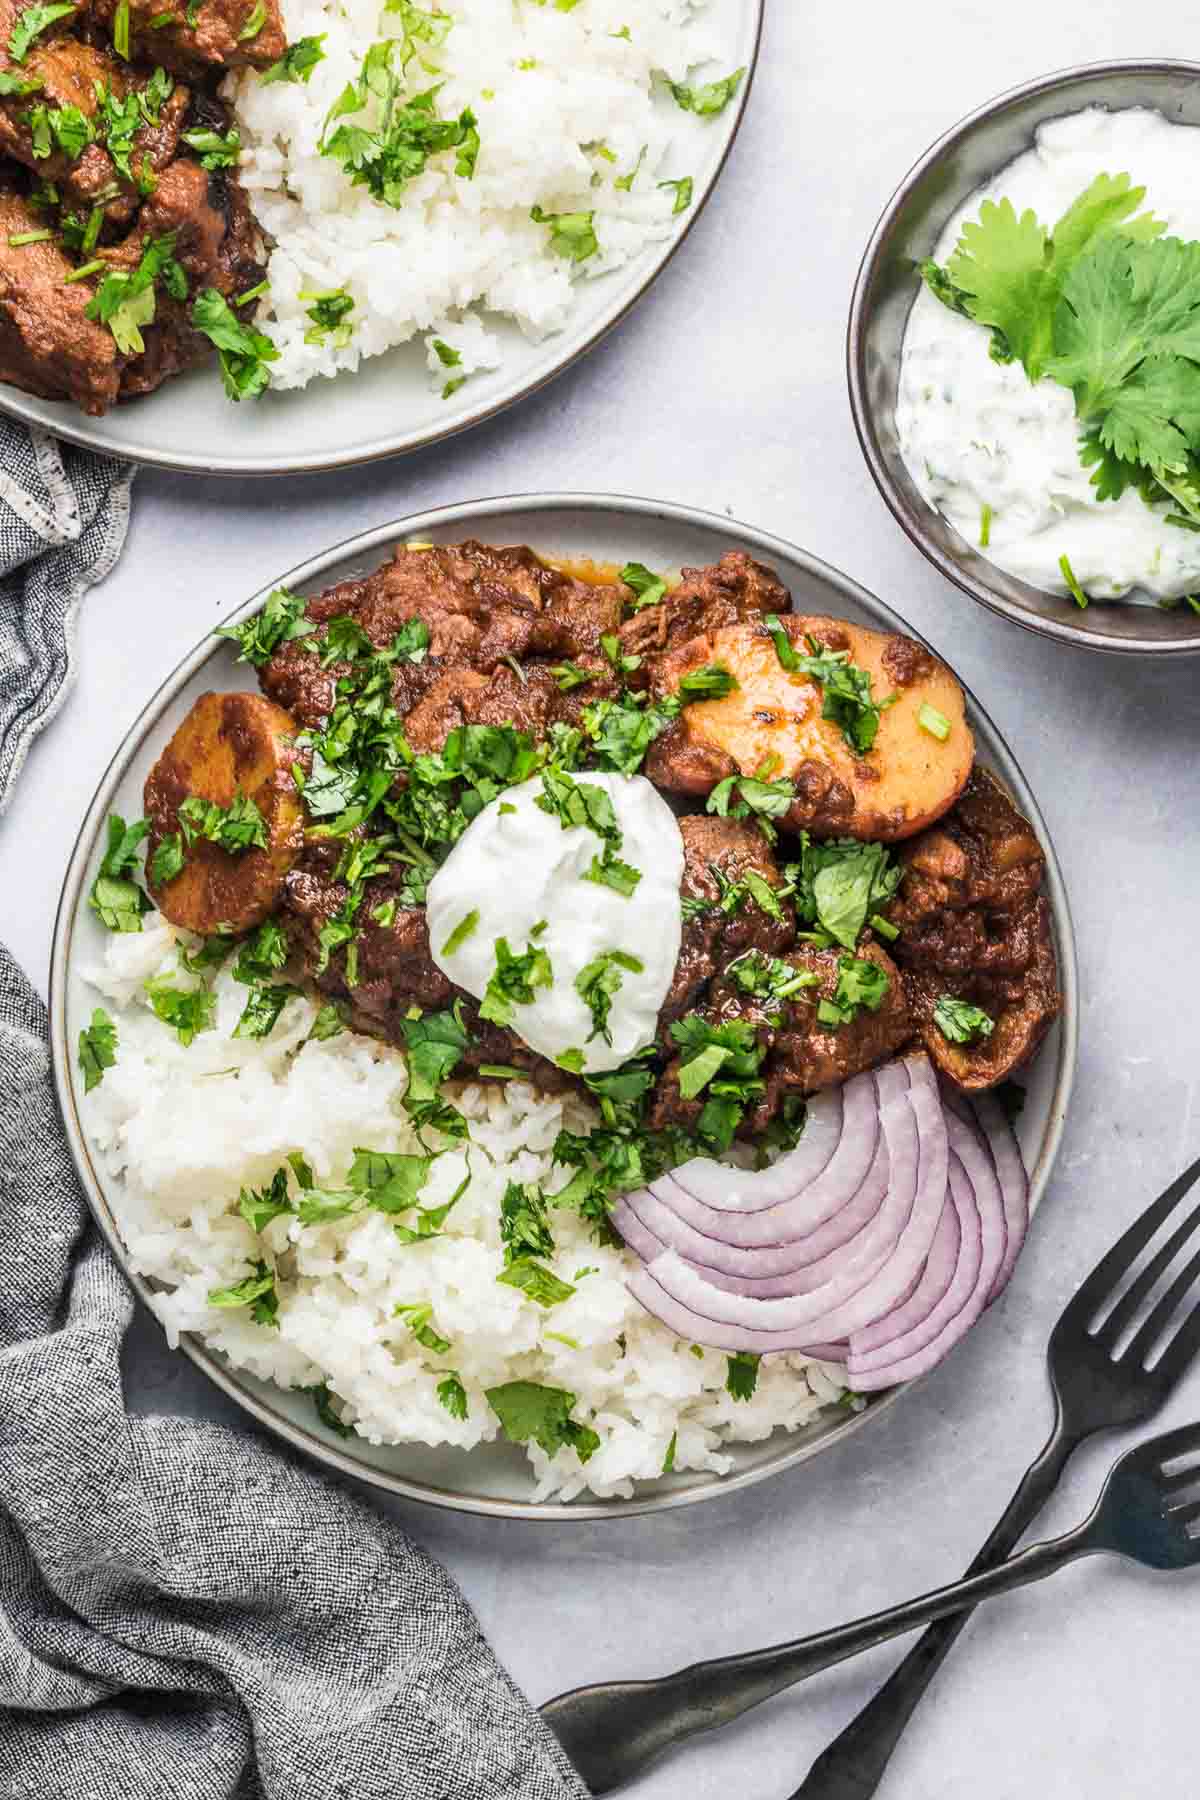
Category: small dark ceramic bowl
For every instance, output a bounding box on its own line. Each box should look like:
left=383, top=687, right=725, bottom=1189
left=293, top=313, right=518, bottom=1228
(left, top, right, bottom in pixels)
left=848, top=59, right=1200, bottom=656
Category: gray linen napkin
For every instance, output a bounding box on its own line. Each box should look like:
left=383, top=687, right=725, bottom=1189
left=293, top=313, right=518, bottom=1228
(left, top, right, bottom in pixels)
left=0, top=421, right=588, bottom=1800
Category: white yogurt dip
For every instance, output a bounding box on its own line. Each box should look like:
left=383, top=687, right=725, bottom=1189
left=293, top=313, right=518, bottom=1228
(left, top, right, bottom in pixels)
left=897, top=106, right=1200, bottom=604
left=426, top=770, right=684, bottom=1074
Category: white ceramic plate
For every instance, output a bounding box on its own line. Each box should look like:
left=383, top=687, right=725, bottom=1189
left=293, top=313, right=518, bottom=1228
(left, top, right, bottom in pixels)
left=49, top=494, right=1079, bottom=1518
left=0, top=5, right=762, bottom=475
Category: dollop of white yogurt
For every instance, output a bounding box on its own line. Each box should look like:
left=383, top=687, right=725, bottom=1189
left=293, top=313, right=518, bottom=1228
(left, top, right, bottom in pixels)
left=426, top=771, right=684, bottom=1074
left=897, top=106, right=1200, bottom=604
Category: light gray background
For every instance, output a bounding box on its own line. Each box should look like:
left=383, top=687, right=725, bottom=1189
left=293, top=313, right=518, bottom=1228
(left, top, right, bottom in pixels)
left=5, top=4, right=1200, bottom=1795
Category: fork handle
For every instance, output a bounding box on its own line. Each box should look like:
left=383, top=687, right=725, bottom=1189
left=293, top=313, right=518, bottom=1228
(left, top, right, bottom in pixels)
left=788, top=1424, right=1078, bottom=1799
left=542, top=1433, right=1079, bottom=1795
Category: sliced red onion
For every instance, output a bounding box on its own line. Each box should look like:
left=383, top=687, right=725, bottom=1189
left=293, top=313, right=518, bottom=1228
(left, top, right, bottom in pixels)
left=613, top=1126, right=891, bottom=1287
left=848, top=1180, right=965, bottom=1369
left=970, top=1091, right=1029, bottom=1302
left=648, top=1073, right=880, bottom=1247
left=616, top=1051, right=1029, bottom=1385
left=663, top=1085, right=843, bottom=1210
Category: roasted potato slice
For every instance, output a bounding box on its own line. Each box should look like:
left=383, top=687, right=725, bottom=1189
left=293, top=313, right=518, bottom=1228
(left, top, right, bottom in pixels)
left=144, top=691, right=303, bottom=936
left=646, top=615, right=973, bottom=841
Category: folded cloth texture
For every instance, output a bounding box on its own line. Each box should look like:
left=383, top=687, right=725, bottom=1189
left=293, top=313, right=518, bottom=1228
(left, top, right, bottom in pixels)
left=0, top=420, right=134, bottom=813
left=0, top=428, right=588, bottom=1799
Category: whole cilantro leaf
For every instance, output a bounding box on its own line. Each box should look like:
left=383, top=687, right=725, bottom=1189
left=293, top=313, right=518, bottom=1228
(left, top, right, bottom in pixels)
left=485, top=1379, right=599, bottom=1462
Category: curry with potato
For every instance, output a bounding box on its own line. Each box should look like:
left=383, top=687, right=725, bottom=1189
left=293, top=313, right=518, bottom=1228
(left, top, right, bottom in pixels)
left=136, top=542, right=1060, bottom=1146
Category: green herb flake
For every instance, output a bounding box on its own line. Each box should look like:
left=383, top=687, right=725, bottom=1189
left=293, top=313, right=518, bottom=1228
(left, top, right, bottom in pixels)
left=182, top=125, right=240, bottom=169
left=658, top=175, right=692, bottom=214
left=144, top=976, right=216, bottom=1046
left=260, top=32, right=326, bottom=82
left=530, top=203, right=597, bottom=261
left=669, top=66, right=744, bottom=117
left=307, top=1380, right=351, bottom=1435
left=78, top=1007, right=117, bottom=1092
left=191, top=286, right=278, bottom=400
left=9, top=1, right=75, bottom=62
left=917, top=702, right=951, bottom=742
left=933, top=995, right=995, bottom=1045
left=725, top=1350, right=760, bottom=1401
left=575, top=948, right=642, bottom=1046
left=208, top=1258, right=279, bottom=1327
left=619, top=560, right=666, bottom=610
left=440, top=908, right=479, bottom=956
left=1058, top=553, right=1089, bottom=610
left=437, top=1370, right=468, bottom=1419
left=498, top=1258, right=576, bottom=1307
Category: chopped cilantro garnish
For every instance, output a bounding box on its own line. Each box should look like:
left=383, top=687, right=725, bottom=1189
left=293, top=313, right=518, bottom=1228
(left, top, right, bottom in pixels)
left=394, top=1300, right=451, bottom=1354
left=238, top=1167, right=292, bottom=1233
left=706, top=770, right=794, bottom=843
left=237, top=0, right=265, bottom=39
left=727, top=950, right=818, bottom=1003
left=479, top=936, right=553, bottom=1027
left=531, top=204, right=597, bottom=261
left=794, top=635, right=898, bottom=755
left=432, top=336, right=460, bottom=366
left=178, top=790, right=268, bottom=855
left=933, top=995, right=995, bottom=1045
left=550, top=659, right=594, bottom=692
left=78, top=1007, right=117, bottom=1092
left=191, top=287, right=278, bottom=400
left=308, top=1002, right=347, bottom=1041
left=784, top=836, right=902, bottom=951
left=669, top=1014, right=764, bottom=1149
left=668, top=66, right=744, bottom=116
left=88, top=813, right=150, bottom=933
left=1058, top=553, right=1088, bottom=610
left=260, top=32, right=326, bottom=81
left=144, top=975, right=216, bottom=1045
left=658, top=175, right=692, bottom=214
left=677, top=661, right=737, bottom=701
left=498, top=1258, right=576, bottom=1307
left=662, top=1429, right=677, bottom=1472
left=307, top=1381, right=351, bottom=1436
left=575, top=948, right=642, bottom=1046
left=320, top=42, right=478, bottom=205
left=301, top=285, right=354, bottom=349
left=8, top=2, right=75, bottom=62
left=216, top=585, right=313, bottom=664
left=817, top=955, right=890, bottom=1029
left=440, top=908, right=479, bottom=956
left=485, top=1379, right=599, bottom=1462
left=725, top=1350, right=760, bottom=1400
left=233, top=981, right=299, bottom=1040
left=437, top=1370, right=468, bottom=1419
left=182, top=125, right=240, bottom=169
left=207, top=1259, right=278, bottom=1327
left=619, top=561, right=666, bottom=609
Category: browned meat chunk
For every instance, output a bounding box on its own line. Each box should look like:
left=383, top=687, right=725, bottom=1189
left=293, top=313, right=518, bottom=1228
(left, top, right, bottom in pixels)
left=891, top=766, right=1061, bottom=1089
left=89, top=0, right=285, bottom=76
left=619, top=549, right=789, bottom=671
left=0, top=45, right=188, bottom=225
left=100, top=157, right=265, bottom=397
left=650, top=941, right=912, bottom=1138
left=663, top=816, right=795, bottom=1021
left=0, top=178, right=119, bottom=413
left=280, top=861, right=571, bottom=1090
left=260, top=543, right=625, bottom=735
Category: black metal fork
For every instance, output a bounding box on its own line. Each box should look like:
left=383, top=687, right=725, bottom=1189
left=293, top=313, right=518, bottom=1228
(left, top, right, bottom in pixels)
left=790, top=1150, right=1200, bottom=1799
left=541, top=1154, right=1200, bottom=1796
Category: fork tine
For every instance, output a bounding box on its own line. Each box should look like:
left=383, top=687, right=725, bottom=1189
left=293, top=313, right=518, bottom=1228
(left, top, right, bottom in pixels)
left=1092, top=1196, right=1200, bottom=1349
left=1163, top=1498, right=1200, bottom=1528
left=1061, top=1154, right=1200, bottom=1328
left=1142, top=1421, right=1200, bottom=1468
left=1149, top=1297, right=1200, bottom=1389
left=1160, top=1462, right=1200, bottom=1495
left=1123, top=1242, right=1200, bottom=1370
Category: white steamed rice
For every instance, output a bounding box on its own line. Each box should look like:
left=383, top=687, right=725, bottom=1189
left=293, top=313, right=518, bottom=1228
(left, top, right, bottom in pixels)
left=82, top=914, right=853, bottom=1502
left=228, top=0, right=732, bottom=392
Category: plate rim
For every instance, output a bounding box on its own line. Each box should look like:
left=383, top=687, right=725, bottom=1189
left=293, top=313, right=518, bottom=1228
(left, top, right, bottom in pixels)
left=48, top=490, right=1080, bottom=1520
left=0, top=5, right=764, bottom=477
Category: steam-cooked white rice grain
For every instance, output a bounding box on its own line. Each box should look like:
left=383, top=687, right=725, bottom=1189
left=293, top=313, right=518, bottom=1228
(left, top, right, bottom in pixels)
left=229, top=0, right=733, bottom=391
left=82, top=916, right=850, bottom=1501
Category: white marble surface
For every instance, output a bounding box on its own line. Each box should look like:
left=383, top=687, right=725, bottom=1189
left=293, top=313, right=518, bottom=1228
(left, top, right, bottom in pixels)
left=5, top=3, right=1200, bottom=1794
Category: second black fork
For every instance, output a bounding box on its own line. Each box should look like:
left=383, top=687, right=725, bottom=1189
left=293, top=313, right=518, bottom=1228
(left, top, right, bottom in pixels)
left=791, top=1150, right=1200, bottom=1800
